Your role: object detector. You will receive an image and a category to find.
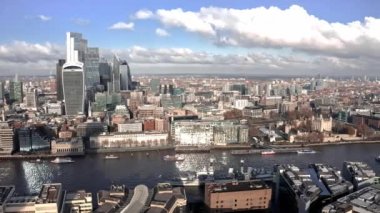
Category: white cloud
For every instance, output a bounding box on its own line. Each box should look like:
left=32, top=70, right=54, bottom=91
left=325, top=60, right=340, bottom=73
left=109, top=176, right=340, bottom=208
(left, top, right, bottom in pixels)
left=143, top=5, right=380, bottom=59
left=108, top=22, right=134, bottom=30
left=37, top=15, right=51, bottom=21
left=155, top=28, right=170, bottom=37
left=72, top=18, right=90, bottom=25
left=0, top=41, right=376, bottom=76
left=134, top=9, right=154, bottom=19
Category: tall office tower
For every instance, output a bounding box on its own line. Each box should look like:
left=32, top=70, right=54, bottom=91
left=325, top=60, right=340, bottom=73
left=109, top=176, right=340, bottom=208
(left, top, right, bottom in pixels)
left=9, top=75, right=23, bottom=103
left=63, top=32, right=85, bottom=115
left=112, top=55, right=121, bottom=93
left=120, top=60, right=132, bottom=91
left=0, top=81, right=4, bottom=100
left=149, top=79, right=160, bottom=95
left=25, top=89, right=38, bottom=109
left=85, top=47, right=100, bottom=87
left=56, top=59, right=66, bottom=101
left=99, top=59, right=112, bottom=90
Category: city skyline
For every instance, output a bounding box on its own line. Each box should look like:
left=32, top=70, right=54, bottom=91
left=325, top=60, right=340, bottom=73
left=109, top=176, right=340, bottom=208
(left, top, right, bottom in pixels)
left=0, top=0, right=380, bottom=76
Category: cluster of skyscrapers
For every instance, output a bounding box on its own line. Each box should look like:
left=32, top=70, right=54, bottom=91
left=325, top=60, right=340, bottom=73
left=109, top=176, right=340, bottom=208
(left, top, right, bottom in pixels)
left=56, top=32, right=132, bottom=116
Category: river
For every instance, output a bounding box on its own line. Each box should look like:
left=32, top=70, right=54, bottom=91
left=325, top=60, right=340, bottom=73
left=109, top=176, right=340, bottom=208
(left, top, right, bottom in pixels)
left=1, top=143, right=379, bottom=199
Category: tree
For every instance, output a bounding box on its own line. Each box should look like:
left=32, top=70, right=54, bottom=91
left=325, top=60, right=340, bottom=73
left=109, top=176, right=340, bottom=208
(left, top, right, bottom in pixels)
left=347, top=126, right=356, bottom=136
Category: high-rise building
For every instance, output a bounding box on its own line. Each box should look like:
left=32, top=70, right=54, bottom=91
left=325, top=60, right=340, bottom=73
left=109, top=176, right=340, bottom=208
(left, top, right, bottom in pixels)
left=0, top=81, right=5, bottom=101
left=99, top=59, right=112, bottom=90
left=120, top=60, right=132, bottom=91
left=63, top=32, right=85, bottom=115
left=9, top=75, right=23, bottom=104
left=112, top=55, right=121, bottom=93
left=25, top=89, right=38, bottom=109
left=149, top=79, right=160, bottom=95
left=85, top=47, right=100, bottom=87
left=56, top=59, right=66, bottom=101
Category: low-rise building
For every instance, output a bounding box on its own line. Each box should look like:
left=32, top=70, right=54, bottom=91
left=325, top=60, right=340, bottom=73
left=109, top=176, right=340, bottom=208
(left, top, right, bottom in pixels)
left=147, top=183, right=186, bottom=213
left=117, top=121, right=143, bottom=133
left=5, top=195, right=37, bottom=213
left=204, top=180, right=272, bottom=212
left=64, top=190, right=92, bottom=213
left=35, top=183, right=65, bottom=213
left=0, top=186, right=15, bottom=213
left=322, top=184, right=380, bottom=213
left=51, top=138, right=84, bottom=156
left=311, top=115, right=332, bottom=132
left=242, top=106, right=262, bottom=118
left=90, top=132, right=169, bottom=149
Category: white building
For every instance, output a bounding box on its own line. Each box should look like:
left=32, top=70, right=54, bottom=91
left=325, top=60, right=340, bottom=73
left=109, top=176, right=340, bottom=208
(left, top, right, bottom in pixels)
left=90, top=133, right=169, bottom=149
left=311, top=115, right=332, bottom=132
left=117, top=122, right=143, bottom=133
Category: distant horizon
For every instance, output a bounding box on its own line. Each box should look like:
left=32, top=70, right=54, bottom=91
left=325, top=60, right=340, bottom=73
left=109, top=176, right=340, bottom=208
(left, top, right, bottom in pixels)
left=1, top=1, right=380, bottom=75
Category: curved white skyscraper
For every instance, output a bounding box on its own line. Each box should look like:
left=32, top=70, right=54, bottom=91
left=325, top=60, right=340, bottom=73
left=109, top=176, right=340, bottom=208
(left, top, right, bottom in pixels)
left=63, top=32, right=85, bottom=115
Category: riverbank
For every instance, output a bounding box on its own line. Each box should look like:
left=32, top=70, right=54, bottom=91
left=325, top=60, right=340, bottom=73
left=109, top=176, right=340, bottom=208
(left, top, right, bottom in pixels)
left=270, top=140, right=380, bottom=148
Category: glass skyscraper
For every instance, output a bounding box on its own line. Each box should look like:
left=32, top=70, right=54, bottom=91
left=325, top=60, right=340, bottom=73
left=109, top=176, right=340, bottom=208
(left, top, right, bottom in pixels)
left=120, top=60, right=132, bottom=91
left=63, top=32, right=85, bottom=115
left=85, top=47, right=100, bottom=87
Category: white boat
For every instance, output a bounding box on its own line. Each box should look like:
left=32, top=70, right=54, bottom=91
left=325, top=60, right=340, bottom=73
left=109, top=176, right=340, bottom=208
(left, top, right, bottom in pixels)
left=297, top=149, right=316, bottom=154
left=51, top=157, right=74, bottom=164
left=261, top=150, right=275, bottom=155
left=105, top=154, right=119, bottom=159
left=375, top=155, right=380, bottom=162
left=163, top=155, right=185, bottom=161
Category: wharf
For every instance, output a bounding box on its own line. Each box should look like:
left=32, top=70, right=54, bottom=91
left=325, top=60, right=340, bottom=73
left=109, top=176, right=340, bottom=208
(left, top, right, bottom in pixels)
left=0, top=152, right=84, bottom=160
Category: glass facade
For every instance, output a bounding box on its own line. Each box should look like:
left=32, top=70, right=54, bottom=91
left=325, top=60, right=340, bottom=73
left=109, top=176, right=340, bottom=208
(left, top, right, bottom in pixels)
left=85, top=47, right=100, bottom=87
left=63, top=67, right=84, bottom=115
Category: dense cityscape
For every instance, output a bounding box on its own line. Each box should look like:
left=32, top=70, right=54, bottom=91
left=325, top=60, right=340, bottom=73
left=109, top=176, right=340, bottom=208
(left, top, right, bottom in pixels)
left=1, top=1, right=380, bottom=213
left=0, top=31, right=379, bottom=213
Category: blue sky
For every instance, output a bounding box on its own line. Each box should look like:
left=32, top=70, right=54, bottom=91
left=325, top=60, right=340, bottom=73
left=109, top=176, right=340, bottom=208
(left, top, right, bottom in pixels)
left=1, top=0, right=380, bottom=75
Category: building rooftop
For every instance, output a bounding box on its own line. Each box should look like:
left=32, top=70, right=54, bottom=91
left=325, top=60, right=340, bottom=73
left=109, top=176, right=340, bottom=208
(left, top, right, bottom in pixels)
left=0, top=186, right=15, bottom=206
left=36, top=183, right=61, bottom=204
left=207, top=180, right=270, bottom=193
left=323, top=184, right=380, bottom=213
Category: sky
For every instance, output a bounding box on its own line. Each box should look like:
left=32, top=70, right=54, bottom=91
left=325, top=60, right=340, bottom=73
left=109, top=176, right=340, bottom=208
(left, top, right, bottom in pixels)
left=1, top=0, right=380, bottom=76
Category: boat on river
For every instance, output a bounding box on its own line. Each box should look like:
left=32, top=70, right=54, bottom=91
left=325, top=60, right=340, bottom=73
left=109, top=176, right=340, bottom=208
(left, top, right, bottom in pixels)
left=51, top=157, right=74, bottom=164
left=163, top=155, right=185, bottom=161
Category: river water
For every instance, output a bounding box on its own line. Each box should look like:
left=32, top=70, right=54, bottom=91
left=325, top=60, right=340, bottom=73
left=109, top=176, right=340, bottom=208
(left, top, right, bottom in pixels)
left=1, top=143, right=379, bottom=199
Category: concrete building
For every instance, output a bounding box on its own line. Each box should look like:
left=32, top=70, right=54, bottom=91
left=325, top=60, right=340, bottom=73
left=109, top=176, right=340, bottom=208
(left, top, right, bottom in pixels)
left=90, top=132, right=169, bottom=149
left=242, top=106, right=263, bottom=118
left=45, top=102, right=63, bottom=115
left=322, top=184, right=380, bottom=213
left=311, top=115, right=332, bottom=132
left=137, top=105, right=164, bottom=119
left=64, top=190, right=93, bottom=213
left=233, top=99, right=249, bottom=110
left=147, top=183, right=186, bottom=213
left=204, top=180, right=272, bottom=212
left=117, top=121, right=143, bottom=133
left=4, top=195, right=37, bottom=213
left=154, top=118, right=165, bottom=132
left=0, top=186, right=15, bottom=213
left=25, top=89, right=38, bottom=109
left=143, top=119, right=155, bottom=131
left=0, top=124, right=14, bottom=154
left=35, top=183, right=65, bottom=213
left=51, top=138, right=84, bottom=156
left=213, top=125, right=249, bottom=145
